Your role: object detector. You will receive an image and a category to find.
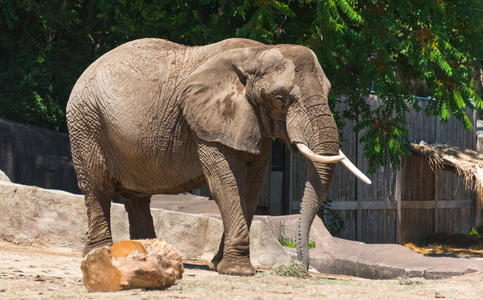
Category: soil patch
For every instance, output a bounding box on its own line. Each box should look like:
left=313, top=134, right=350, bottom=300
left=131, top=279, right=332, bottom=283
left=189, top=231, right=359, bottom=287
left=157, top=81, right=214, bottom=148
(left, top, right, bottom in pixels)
left=1, top=241, right=482, bottom=299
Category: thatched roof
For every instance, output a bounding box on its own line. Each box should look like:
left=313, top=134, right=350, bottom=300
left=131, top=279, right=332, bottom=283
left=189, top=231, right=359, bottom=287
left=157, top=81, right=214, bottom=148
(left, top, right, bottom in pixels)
left=410, top=141, right=483, bottom=197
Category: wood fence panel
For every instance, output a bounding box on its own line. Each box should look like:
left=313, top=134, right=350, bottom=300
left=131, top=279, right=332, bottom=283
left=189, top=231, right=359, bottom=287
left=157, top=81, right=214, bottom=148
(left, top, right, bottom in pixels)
left=337, top=210, right=357, bottom=240
left=287, top=152, right=306, bottom=214
left=328, top=114, right=357, bottom=204
left=401, top=209, right=434, bottom=243
left=324, top=97, right=477, bottom=244
left=361, top=209, right=396, bottom=243
left=258, top=153, right=272, bottom=212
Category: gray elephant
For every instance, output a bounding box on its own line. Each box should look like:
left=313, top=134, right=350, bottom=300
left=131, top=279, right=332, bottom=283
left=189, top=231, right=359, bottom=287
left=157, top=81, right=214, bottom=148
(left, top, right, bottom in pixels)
left=67, top=38, right=371, bottom=276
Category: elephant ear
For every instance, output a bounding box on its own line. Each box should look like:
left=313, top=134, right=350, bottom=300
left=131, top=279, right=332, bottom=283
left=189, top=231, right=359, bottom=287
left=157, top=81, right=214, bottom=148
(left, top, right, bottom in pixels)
left=179, top=51, right=262, bottom=154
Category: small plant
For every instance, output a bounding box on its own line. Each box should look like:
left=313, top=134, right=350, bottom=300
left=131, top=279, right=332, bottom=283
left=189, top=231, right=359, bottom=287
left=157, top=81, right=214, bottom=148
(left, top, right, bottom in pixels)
left=319, top=198, right=345, bottom=238
left=278, top=222, right=316, bottom=249
left=468, top=227, right=481, bottom=238
left=308, top=238, right=316, bottom=249
left=267, top=260, right=311, bottom=279
left=397, top=276, right=423, bottom=286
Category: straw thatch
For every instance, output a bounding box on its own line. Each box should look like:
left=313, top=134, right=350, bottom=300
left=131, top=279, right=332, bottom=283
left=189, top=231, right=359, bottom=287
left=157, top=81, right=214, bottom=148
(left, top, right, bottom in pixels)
left=410, top=141, right=483, bottom=200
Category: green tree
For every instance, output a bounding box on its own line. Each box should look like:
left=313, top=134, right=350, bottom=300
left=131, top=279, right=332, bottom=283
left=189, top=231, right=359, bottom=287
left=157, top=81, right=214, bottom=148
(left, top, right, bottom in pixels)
left=234, top=0, right=483, bottom=172
left=1, top=0, right=482, bottom=172
left=0, top=0, right=102, bottom=131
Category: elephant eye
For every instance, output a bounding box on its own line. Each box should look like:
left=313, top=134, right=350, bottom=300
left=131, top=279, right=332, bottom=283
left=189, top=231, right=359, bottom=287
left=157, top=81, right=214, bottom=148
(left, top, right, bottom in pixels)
left=275, top=94, right=285, bottom=107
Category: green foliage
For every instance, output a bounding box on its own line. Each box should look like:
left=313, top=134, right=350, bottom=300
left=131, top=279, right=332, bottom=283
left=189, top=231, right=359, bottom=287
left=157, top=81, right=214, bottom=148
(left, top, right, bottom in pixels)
left=319, top=198, right=345, bottom=238
left=1, top=1, right=482, bottom=172
left=468, top=227, right=481, bottom=238
left=278, top=222, right=316, bottom=249
left=235, top=0, right=483, bottom=172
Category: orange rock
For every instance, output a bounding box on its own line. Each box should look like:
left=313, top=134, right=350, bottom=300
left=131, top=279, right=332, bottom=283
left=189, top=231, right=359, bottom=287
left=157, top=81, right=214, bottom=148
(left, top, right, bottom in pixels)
left=81, top=247, right=123, bottom=292
left=110, top=240, right=147, bottom=258
left=81, top=238, right=184, bottom=292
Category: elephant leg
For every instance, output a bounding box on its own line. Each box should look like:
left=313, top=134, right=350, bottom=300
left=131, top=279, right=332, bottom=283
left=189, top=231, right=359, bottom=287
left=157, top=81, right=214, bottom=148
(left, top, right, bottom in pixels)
left=245, top=138, right=272, bottom=229
left=68, top=116, right=116, bottom=257
left=209, top=139, right=271, bottom=271
left=83, top=192, right=114, bottom=256
left=197, top=141, right=254, bottom=276
left=121, top=194, right=156, bottom=240
left=209, top=233, right=225, bottom=271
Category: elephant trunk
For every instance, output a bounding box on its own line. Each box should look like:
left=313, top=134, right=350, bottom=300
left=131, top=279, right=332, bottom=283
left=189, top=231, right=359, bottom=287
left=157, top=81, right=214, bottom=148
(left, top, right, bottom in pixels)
left=287, top=100, right=340, bottom=269
left=297, top=160, right=336, bottom=267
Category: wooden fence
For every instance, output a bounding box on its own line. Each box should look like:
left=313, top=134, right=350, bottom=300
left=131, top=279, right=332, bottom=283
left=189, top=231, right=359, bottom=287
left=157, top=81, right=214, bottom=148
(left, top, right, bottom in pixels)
left=289, top=97, right=477, bottom=244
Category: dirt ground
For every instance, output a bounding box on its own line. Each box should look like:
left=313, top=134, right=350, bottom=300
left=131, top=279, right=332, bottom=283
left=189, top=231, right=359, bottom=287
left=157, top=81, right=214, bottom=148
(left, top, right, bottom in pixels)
left=0, top=241, right=482, bottom=299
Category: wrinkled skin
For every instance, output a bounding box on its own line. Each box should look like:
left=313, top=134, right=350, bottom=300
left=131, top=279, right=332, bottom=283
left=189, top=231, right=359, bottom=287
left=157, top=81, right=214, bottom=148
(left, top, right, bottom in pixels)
left=67, top=38, right=339, bottom=275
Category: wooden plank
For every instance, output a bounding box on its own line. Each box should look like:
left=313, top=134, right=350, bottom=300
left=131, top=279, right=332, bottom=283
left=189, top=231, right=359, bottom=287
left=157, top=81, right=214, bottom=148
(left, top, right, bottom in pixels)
left=434, top=168, right=440, bottom=233
left=360, top=209, right=396, bottom=243
left=259, top=151, right=272, bottom=209
left=395, top=169, right=402, bottom=244
left=401, top=200, right=472, bottom=209
left=327, top=200, right=472, bottom=211
left=476, top=191, right=483, bottom=227
left=401, top=209, right=434, bottom=243
left=269, top=171, right=284, bottom=215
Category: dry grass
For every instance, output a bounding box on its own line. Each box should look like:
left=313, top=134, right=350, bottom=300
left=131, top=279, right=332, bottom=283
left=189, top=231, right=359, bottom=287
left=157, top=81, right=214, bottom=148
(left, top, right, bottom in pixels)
left=265, top=260, right=311, bottom=279
left=405, top=242, right=483, bottom=258
left=410, top=142, right=483, bottom=201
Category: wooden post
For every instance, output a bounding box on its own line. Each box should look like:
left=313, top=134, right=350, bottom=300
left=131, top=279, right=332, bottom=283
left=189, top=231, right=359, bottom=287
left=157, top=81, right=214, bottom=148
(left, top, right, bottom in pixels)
left=395, top=169, right=402, bottom=244
left=434, top=168, right=440, bottom=234
left=288, top=153, right=294, bottom=215
left=476, top=189, right=482, bottom=228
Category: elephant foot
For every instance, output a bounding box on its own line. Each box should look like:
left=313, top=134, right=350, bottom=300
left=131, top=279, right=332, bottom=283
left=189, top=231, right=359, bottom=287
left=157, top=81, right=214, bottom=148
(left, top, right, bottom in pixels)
left=83, top=239, right=113, bottom=257
left=216, top=255, right=255, bottom=276
left=209, top=251, right=223, bottom=271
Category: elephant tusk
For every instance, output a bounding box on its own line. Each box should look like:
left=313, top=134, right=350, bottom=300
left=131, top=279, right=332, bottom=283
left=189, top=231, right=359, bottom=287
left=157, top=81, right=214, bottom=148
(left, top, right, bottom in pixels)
left=296, top=143, right=346, bottom=163
left=296, top=144, right=372, bottom=185
left=339, top=151, right=372, bottom=185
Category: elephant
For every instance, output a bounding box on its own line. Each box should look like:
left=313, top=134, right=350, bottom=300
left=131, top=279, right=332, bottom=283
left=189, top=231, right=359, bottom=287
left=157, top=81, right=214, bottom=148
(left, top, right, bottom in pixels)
left=66, top=38, right=371, bottom=276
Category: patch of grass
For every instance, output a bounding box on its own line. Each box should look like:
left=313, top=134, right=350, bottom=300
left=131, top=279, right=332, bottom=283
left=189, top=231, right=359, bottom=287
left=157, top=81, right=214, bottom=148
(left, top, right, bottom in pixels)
left=278, top=222, right=316, bottom=249
left=266, top=260, right=311, bottom=279
left=315, top=277, right=343, bottom=285
left=468, top=227, right=481, bottom=238
left=397, top=276, right=423, bottom=286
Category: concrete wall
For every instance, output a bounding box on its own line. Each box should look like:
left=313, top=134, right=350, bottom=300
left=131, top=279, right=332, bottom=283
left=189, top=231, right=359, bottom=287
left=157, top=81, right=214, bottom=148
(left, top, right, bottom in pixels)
left=0, top=118, right=80, bottom=194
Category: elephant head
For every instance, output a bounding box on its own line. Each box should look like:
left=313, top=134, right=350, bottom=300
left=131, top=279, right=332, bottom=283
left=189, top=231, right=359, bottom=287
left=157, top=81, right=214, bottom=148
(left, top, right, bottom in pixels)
left=179, top=44, right=371, bottom=268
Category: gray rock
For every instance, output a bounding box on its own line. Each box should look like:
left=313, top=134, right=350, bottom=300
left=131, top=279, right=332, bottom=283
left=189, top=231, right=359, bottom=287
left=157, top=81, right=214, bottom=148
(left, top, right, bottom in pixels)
left=0, top=169, right=10, bottom=182
left=0, top=181, right=86, bottom=249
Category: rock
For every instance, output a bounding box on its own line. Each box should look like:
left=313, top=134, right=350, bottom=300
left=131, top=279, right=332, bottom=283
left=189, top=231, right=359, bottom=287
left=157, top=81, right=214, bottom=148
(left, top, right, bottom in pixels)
left=0, top=169, right=10, bottom=182
left=81, top=239, right=183, bottom=292
left=0, top=181, right=87, bottom=248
